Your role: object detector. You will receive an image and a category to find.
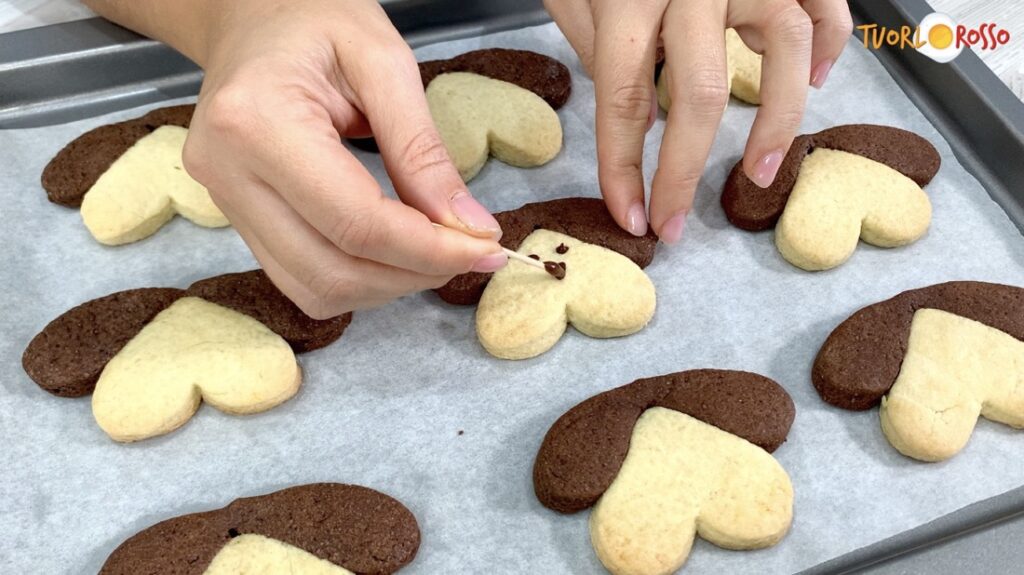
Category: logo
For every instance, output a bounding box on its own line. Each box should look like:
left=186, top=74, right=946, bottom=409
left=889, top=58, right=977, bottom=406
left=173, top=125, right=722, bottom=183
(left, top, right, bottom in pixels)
left=857, top=12, right=1011, bottom=64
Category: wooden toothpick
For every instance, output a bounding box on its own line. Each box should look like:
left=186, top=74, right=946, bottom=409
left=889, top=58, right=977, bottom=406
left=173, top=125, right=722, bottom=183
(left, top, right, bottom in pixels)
left=503, top=247, right=546, bottom=270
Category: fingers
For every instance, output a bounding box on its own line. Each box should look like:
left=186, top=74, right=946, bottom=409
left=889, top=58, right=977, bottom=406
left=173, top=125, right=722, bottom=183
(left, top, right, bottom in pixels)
left=799, top=0, right=854, bottom=88
left=649, top=0, right=729, bottom=243
left=203, top=91, right=505, bottom=277
left=592, top=0, right=668, bottom=237
left=730, top=0, right=812, bottom=188
left=209, top=172, right=455, bottom=319
left=343, top=40, right=502, bottom=240
left=544, top=0, right=597, bottom=75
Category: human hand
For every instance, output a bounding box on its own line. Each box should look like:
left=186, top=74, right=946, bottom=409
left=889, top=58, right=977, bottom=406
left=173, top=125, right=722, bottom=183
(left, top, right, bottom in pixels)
left=545, top=0, right=853, bottom=243
left=164, top=0, right=507, bottom=318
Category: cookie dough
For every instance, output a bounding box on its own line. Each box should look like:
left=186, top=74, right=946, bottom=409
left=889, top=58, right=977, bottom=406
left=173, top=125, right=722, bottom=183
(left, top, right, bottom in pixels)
left=775, top=148, right=931, bottom=270
left=92, top=297, right=300, bottom=442
left=426, top=72, right=562, bottom=182
left=476, top=229, right=655, bottom=359
left=99, top=483, right=420, bottom=575
left=657, top=28, right=763, bottom=111
left=79, top=125, right=227, bottom=244
left=591, top=407, right=793, bottom=575
left=880, top=308, right=1024, bottom=461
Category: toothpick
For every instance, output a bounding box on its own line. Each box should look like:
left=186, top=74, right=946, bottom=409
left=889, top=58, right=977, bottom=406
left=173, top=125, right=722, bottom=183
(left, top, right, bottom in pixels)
left=503, top=248, right=546, bottom=270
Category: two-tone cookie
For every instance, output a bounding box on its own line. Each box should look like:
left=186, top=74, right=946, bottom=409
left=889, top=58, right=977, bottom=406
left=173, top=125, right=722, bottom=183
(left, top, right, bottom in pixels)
left=813, top=281, right=1024, bottom=461
left=534, top=370, right=796, bottom=574
left=351, top=49, right=571, bottom=182
left=436, top=198, right=659, bottom=359
left=99, top=483, right=419, bottom=575
left=42, top=105, right=228, bottom=245
left=22, top=270, right=351, bottom=442
left=722, top=125, right=940, bottom=271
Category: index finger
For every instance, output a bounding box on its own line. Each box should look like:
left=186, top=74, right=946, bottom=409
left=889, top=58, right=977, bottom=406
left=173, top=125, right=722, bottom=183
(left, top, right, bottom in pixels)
left=592, top=0, right=668, bottom=237
left=229, top=98, right=504, bottom=277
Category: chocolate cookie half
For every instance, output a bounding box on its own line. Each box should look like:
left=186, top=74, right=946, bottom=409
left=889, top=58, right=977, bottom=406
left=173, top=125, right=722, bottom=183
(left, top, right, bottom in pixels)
left=436, top=197, right=658, bottom=305
left=813, top=281, right=1024, bottom=410
left=22, top=270, right=350, bottom=397
left=99, top=483, right=420, bottom=575
left=41, top=105, right=195, bottom=207
left=533, top=369, right=794, bottom=513
left=722, top=124, right=941, bottom=231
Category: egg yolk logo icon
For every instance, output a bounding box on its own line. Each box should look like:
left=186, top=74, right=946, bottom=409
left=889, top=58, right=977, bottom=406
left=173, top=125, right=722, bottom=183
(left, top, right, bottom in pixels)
left=916, top=12, right=963, bottom=63
left=857, top=12, right=1011, bottom=64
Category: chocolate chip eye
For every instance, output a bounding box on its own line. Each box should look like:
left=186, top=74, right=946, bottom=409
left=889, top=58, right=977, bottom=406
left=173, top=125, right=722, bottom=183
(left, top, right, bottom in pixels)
left=227, top=528, right=240, bottom=538
left=528, top=254, right=540, bottom=260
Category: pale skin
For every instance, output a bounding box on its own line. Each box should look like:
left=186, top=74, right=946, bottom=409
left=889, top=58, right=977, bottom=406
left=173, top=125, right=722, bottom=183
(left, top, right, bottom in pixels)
left=84, top=0, right=852, bottom=319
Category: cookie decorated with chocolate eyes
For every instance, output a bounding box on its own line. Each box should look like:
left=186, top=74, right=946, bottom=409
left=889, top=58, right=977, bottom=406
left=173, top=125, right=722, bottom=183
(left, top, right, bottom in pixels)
left=41, top=104, right=229, bottom=245
left=722, top=124, right=941, bottom=271
left=22, top=270, right=351, bottom=442
left=814, top=281, right=1024, bottom=462
left=99, top=483, right=420, bottom=575
left=435, top=198, right=659, bottom=359
left=534, top=370, right=796, bottom=575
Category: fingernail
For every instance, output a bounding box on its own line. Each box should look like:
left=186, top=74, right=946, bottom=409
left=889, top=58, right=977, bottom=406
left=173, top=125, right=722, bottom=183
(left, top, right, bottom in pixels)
left=660, top=212, right=688, bottom=245
left=810, top=59, right=834, bottom=89
left=646, top=93, right=657, bottom=132
left=471, top=252, right=508, bottom=273
left=751, top=150, right=785, bottom=188
left=451, top=192, right=501, bottom=237
left=626, top=202, right=648, bottom=237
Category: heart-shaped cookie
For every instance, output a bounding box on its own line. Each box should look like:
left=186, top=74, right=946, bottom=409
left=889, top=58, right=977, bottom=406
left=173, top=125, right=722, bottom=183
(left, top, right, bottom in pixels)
left=476, top=229, right=656, bottom=359
left=23, top=270, right=351, bottom=441
left=814, top=281, right=1024, bottom=461
left=534, top=370, right=795, bottom=574
left=657, top=28, right=762, bottom=111
left=436, top=197, right=658, bottom=305
left=722, top=125, right=940, bottom=271
left=427, top=72, right=562, bottom=182
left=92, top=297, right=300, bottom=442
left=349, top=48, right=572, bottom=153
left=593, top=407, right=792, bottom=574
left=42, top=105, right=228, bottom=245
left=99, top=483, right=420, bottom=575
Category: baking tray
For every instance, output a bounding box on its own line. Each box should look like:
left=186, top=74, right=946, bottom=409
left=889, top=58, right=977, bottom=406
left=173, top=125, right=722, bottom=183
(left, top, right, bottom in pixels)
left=2, top=1, right=1023, bottom=573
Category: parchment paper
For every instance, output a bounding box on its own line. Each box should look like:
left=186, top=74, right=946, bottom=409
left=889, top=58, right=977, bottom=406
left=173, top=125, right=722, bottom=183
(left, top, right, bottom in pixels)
left=2, top=23, right=1024, bottom=574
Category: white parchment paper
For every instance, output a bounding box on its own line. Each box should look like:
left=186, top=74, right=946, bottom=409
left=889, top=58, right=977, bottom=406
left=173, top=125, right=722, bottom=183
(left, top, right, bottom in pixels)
left=2, top=23, right=1024, bottom=574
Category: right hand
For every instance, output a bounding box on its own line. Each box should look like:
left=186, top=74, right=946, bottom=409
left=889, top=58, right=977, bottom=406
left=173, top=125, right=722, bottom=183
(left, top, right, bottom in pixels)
left=180, top=0, right=507, bottom=319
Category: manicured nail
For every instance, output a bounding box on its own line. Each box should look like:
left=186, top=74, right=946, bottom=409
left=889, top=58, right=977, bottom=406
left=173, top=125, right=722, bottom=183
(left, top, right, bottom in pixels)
left=810, top=59, right=834, bottom=89
left=471, top=252, right=508, bottom=273
left=626, top=202, right=649, bottom=237
left=751, top=150, right=785, bottom=188
left=660, top=212, right=688, bottom=245
left=451, top=192, right=501, bottom=238
left=646, top=92, right=658, bottom=131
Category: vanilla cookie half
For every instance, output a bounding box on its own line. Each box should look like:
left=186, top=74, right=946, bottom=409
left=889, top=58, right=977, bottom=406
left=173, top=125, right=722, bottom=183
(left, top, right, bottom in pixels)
left=427, top=72, right=562, bottom=182
left=657, top=28, right=763, bottom=111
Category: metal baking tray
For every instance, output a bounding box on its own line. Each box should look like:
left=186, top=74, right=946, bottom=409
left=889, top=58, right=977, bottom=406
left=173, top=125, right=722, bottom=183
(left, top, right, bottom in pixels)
left=1, top=0, right=1022, bottom=573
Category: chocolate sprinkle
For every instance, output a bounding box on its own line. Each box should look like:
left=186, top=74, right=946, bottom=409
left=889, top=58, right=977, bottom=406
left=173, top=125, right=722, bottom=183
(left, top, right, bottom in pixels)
left=544, top=261, right=566, bottom=280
